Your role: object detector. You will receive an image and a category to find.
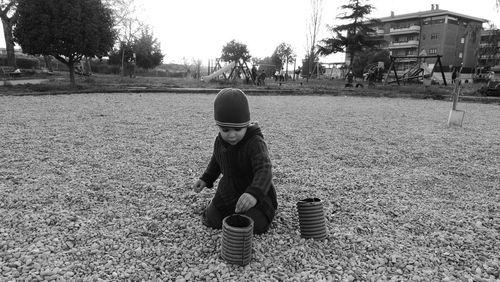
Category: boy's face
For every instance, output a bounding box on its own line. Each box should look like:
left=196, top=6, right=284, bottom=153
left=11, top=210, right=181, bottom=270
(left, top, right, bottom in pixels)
left=218, top=126, right=247, bottom=145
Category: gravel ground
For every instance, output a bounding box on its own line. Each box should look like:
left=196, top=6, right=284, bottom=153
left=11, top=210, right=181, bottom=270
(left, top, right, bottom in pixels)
left=0, top=93, right=499, bottom=281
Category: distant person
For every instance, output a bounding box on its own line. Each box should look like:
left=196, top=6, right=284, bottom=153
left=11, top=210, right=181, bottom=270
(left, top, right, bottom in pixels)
left=367, top=70, right=375, bottom=86
left=451, top=68, right=458, bottom=84
left=251, top=65, right=258, bottom=82
left=294, top=67, right=301, bottom=80
left=274, top=70, right=280, bottom=81
left=127, top=57, right=136, bottom=78
left=192, top=88, right=277, bottom=234
left=345, top=70, right=354, bottom=87
left=257, top=70, right=266, bottom=86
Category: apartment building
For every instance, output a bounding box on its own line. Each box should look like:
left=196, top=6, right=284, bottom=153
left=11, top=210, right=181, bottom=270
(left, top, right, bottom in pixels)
left=478, top=29, right=500, bottom=70
left=370, top=4, right=487, bottom=72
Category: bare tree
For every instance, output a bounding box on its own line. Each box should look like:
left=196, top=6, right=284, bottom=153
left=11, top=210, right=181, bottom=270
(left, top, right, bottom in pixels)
left=0, top=0, right=18, bottom=67
left=103, top=0, right=144, bottom=75
left=274, top=42, right=296, bottom=80
left=104, top=0, right=142, bottom=41
left=192, top=58, right=202, bottom=79
left=305, top=0, right=323, bottom=81
left=182, top=57, right=192, bottom=78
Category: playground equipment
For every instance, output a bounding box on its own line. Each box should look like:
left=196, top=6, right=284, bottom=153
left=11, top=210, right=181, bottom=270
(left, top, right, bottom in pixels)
left=300, top=61, right=326, bottom=79
left=321, top=62, right=346, bottom=79
left=363, top=62, right=385, bottom=84
left=202, top=58, right=256, bottom=83
left=478, top=79, right=500, bottom=96
left=384, top=55, right=447, bottom=86
left=227, top=60, right=255, bottom=83
left=201, top=61, right=235, bottom=82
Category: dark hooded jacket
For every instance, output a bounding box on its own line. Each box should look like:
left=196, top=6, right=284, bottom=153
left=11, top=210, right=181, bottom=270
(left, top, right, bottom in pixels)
left=200, top=123, right=278, bottom=221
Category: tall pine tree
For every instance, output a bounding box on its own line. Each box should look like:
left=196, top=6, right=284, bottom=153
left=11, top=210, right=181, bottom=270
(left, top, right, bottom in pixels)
left=317, top=0, right=385, bottom=72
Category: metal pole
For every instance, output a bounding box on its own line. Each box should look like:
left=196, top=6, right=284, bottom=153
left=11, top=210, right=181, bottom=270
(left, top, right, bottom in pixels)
left=452, top=82, right=460, bottom=110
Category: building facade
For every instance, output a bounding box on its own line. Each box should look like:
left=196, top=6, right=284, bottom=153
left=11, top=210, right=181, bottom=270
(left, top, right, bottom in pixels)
left=478, top=29, right=500, bottom=70
left=370, top=5, right=487, bottom=72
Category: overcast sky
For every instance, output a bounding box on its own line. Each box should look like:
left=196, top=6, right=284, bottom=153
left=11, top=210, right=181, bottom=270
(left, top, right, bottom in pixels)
left=1, top=0, right=499, bottom=64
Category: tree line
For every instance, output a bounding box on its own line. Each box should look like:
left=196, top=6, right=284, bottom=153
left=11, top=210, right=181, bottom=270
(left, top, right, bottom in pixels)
left=0, top=0, right=164, bottom=85
left=220, top=0, right=388, bottom=80
left=2, top=0, right=499, bottom=86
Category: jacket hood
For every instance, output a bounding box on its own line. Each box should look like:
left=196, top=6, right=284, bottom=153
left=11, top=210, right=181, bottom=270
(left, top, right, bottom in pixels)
left=244, top=122, right=263, bottom=139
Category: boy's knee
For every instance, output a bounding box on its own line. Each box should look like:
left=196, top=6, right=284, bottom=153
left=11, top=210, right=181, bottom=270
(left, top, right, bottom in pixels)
left=202, top=204, right=223, bottom=229
left=245, top=208, right=273, bottom=234
left=252, top=220, right=271, bottom=234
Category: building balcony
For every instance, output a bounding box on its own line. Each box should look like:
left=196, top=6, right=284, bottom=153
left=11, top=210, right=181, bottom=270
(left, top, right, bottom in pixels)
left=479, top=43, right=500, bottom=48
left=367, top=29, right=386, bottom=37
left=480, top=54, right=500, bottom=59
left=389, top=25, right=421, bottom=35
left=388, top=40, right=419, bottom=49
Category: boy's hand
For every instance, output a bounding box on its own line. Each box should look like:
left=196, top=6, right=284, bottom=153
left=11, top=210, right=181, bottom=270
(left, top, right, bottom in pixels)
left=235, top=193, right=257, bottom=213
left=193, top=179, right=206, bottom=193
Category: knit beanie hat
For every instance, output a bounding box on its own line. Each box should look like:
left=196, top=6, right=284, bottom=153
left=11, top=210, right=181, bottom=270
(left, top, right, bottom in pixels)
left=214, top=88, right=250, bottom=128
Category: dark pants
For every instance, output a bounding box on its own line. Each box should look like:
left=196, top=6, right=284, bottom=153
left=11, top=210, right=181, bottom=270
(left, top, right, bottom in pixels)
left=202, top=200, right=273, bottom=234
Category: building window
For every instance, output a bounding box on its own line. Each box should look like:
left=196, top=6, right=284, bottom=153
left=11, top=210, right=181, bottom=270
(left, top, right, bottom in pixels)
left=429, top=48, right=438, bottom=54
left=406, top=50, right=416, bottom=56
left=431, top=33, right=439, bottom=40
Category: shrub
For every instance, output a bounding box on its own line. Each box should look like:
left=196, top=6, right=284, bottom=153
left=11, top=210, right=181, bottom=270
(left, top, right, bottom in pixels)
left=2, top=80, right=13, bottom=87
left=0, top=56, right=40, bottom=69
left=27, top=82, right=87, bottom=92
left=91, top=63, right=120, bottom=75
left=16, top=57, right=40, bottom=69
left=83, top=77, right=96, bottom=84
left=26, top=83, right=53, bottom=92
left=166, top=71, right=186, bottom=78
left=134, top=68, right=170, bottom=77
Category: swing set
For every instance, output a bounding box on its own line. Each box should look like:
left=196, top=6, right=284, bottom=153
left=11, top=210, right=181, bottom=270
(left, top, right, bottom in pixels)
left=383, top=55, right=447, bottom=86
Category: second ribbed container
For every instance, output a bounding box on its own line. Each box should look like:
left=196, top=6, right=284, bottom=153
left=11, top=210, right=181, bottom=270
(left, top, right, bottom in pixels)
left=297, top=198, right=327, bottom=240
left=221, top=214, right=254, bottom=266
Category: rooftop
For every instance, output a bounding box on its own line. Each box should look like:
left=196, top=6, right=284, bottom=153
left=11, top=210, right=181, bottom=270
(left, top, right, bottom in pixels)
left=378, top=8, right=488, bottom=24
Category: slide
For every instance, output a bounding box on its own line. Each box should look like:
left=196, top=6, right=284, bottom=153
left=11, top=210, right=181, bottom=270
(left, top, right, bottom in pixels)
left=201, top=62, right=235, bottom=82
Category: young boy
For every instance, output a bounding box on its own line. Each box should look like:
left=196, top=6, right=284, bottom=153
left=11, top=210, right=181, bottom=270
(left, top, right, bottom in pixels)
left=193, top=88, right=278, bottom=234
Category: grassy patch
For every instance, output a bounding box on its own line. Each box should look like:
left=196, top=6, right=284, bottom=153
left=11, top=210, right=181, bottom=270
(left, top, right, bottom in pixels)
left=2, top=72, right=490, bottom=100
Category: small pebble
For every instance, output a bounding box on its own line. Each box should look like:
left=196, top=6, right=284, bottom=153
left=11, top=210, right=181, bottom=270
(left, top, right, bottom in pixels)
left=64, top=271, right=75, bottom=277
left=41, top=270, right=54, bottom=277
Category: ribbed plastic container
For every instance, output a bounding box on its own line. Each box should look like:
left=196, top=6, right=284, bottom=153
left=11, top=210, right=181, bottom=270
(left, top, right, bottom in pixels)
left=221, top=214, right=254, bottom=266
left=297, top=198, right=327, bottom=240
